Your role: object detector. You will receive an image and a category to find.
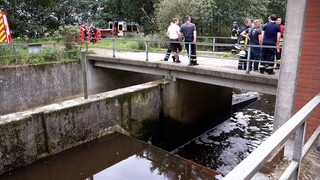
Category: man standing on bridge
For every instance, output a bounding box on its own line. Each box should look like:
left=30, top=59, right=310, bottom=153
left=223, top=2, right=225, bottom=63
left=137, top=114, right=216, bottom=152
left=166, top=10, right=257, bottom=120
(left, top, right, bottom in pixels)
left=260, top=14, right=280, bottom=75
left=167, top=18, right=182, bottom=63
left=180, top=16, right=198, bottom=66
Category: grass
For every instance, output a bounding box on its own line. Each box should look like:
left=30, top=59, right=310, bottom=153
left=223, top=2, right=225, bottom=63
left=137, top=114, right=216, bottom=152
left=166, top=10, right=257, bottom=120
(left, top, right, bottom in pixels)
left=0, top=42, right=81, bottom=66
left=88, top=38, right=159, bottom=52
left=1, top=36, right=236, bottom=66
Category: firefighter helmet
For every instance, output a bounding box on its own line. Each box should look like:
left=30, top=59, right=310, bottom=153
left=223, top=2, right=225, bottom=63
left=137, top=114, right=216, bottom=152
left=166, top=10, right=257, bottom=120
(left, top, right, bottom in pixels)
left=239, top=50, right=246, bottom=57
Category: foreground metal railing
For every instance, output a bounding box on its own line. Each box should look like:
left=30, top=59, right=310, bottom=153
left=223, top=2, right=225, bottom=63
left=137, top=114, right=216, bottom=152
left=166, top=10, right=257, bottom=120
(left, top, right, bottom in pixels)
left=224, top=94, right=320, bottom=180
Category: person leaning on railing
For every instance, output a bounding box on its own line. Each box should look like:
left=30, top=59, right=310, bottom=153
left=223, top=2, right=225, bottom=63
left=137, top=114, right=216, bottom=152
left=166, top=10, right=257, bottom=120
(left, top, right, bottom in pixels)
left=237, top=18, right=252, bottom=70
left=240, top=19, right=263, bottom=71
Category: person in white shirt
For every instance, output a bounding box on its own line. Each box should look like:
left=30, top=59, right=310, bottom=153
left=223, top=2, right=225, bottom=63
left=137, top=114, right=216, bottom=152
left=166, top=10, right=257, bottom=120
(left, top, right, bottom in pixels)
left=167, top=18, right=182, bottom=63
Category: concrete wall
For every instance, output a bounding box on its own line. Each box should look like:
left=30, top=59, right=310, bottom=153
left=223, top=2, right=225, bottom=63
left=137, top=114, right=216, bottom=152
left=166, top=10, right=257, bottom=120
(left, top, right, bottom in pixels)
left=87, top=60, right=163, bottom=95
left=162, top=79, right=232, bottom=124
left=0, top=61, right=162, bottom=116
left=0, top=80, right=165, bottom=174
left=0, top=62, right=83, bottom=115
left=0, top=79, right=233, bottom=174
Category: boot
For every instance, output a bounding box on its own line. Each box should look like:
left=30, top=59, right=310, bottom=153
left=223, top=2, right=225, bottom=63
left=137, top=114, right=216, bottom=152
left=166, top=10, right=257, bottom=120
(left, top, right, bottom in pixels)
left=172, top=56, right=176, bottom=62
left=192, top=60, right=199, bottom=65
left=175, top=55, right=181, bottom=63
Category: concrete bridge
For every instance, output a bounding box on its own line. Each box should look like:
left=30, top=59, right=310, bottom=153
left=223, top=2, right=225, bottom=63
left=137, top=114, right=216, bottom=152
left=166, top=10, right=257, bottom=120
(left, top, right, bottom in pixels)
left=86, top=49, right=279, bottom=95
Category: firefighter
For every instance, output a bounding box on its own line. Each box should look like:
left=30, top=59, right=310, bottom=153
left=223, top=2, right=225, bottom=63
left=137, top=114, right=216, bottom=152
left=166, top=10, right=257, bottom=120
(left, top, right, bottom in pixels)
left=79, top=25, right=85, bottom=43
left=260, top=14, right=281, bottom=75
left=180, top=16, right=198, bottom=66
left=230, top=21, right=240, bottom=54
left=90, top=26, right=97, bottom=44
left=240, top=19, right=262, bottom=71
left=237, top=18, right=251, bottom=70
left=275, top=17, right=285, bottom=69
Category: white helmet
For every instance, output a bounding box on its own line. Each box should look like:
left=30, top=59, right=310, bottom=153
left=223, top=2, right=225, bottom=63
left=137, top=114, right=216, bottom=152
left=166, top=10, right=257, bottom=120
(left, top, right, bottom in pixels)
left=239, top=50, right=246, bottom=57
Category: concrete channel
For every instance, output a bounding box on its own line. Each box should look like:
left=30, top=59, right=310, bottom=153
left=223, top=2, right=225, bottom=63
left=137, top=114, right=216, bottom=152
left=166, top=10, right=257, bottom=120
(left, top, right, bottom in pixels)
left=0, top=61, right=232, bottom=175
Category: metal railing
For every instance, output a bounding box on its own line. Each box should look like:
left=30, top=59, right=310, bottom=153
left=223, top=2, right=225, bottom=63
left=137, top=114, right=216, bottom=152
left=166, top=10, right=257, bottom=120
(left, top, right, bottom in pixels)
left=1, top=37, right=281, bottom=75
left=0, top=42, right=83, bottom=64
left=224, top=94, right=320, bottom=180
left=89, top=37, right=281, bottom=72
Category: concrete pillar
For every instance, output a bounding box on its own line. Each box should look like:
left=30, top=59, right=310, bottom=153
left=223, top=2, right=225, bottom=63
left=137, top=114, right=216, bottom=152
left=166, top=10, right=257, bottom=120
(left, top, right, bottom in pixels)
left=273, top=0, right=308, bottom=131
left=162, top=79, right=233, bottom=124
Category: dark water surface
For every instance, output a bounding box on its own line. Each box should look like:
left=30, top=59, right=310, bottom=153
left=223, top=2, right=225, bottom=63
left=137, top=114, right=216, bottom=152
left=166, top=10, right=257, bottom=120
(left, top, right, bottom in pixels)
left=173, top=91, right=276, bottom=176
left=0, top=133, right=217, bottom=180
left=0, top=90, right=275, bottom=179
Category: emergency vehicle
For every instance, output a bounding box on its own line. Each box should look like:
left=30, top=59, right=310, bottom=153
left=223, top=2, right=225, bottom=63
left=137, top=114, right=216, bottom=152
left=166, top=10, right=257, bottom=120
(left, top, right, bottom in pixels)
left=98, top=21, right=141, bottom=37
left=0, top=10, right=12, bottom=43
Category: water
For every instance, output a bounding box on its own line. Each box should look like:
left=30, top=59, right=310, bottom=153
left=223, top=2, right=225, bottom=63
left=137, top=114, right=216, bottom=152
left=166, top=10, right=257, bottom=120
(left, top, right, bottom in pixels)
left=173, top=91, right=276, bottom=176
left=0, top=90, right=275, bottom=179
left=0, top=132, right=217, bottom=180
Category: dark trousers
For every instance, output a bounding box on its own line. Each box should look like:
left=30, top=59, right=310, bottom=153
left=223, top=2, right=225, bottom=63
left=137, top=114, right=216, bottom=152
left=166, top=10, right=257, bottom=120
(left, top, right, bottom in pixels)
left=163, top=42, right=172, bottom=61
left=238, top=49, right=248, bottom=70
left=275, top=48, right=282, bottom=68
left=231, top=39, right=238, bottom=51
left=250, top=46, right=261, bottom=71
left=185, top=42, right=197, bottom=60
left=261, top=42, right=276, bottom=73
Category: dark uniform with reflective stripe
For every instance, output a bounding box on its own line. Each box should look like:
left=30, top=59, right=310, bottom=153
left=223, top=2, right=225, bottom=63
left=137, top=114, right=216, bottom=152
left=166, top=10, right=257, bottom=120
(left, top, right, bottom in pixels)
left=245, top=27, right=262, bottom=71
left=230, top=22, right=240, bottom=54
left=180, top=21, right=198, bottom=65
left=275, top=24, right=285, bottom=69
left=260, top=22, right=280, bottom=74
left=238, top=24, right=251, bottom=70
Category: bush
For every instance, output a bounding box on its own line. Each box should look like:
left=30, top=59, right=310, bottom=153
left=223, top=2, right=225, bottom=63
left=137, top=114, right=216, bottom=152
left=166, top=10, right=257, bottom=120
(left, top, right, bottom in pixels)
left=0, top=43, right=16, bottom=65
left=64, top=45, right=81, bottom=61
left=28, top=54, right=45, bottom=64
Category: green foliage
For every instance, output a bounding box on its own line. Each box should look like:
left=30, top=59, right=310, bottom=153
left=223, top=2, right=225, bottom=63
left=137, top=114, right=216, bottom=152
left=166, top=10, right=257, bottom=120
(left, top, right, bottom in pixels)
left=28, top=55, right=45, bottom=64
left=0, top=43, right=16, bottom=65
left=42, top=47, right=62, bottom=61
left=155, top=0, right=287, bottom=36
left=63, top=45, right=81, bottom=60
left=1, top=0, right=287, bottom=38
left=53, top=25, right=80, bottom=44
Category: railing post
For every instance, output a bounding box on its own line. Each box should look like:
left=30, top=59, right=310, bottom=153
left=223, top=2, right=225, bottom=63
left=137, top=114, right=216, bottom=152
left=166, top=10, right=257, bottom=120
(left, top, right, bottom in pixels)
left=12, top=45, right=17, bottom=64
left=85, top=41, right=88, bottom=53
left=212, top=37, right=215, bottom=52
left=112, top=38, right=115, bottom=58
left=317, top=135, right=320, bottom=152
left=188, top=42, right=191, bottom=65
left=292, top=122, right=306, bottom=179
left=81, top=50, right=88, bottom=99
left=246, top=46, right=251, bottom=74
left=145, top=40, right=149, bottom=61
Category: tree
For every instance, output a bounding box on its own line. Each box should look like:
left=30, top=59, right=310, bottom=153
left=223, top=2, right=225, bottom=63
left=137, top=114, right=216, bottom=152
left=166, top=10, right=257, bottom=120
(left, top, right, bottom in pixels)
left=101, top=0, right=159, bottom=34
left=155, top=0, right=207, bottom=36
left=155, top=0, right=287, bottom=37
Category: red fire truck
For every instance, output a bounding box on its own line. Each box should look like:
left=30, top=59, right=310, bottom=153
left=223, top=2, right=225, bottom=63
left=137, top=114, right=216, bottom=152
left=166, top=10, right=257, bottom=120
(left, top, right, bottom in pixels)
left=98, top=21, right=141, bottom=37
left=0, top=10, right=12, bottom=43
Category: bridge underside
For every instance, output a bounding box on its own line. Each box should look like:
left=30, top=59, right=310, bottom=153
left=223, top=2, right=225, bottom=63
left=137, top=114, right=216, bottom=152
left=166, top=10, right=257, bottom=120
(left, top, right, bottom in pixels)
left=87, top=55, right=278, bottom=95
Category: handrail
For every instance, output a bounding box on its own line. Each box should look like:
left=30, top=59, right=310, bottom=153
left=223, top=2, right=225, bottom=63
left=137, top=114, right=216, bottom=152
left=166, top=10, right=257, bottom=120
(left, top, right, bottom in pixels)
left=224, top=94, right=320, bottom=180
left=0, top=38, right=281, bottom=71
left=93, top=37, right=280, bottom=66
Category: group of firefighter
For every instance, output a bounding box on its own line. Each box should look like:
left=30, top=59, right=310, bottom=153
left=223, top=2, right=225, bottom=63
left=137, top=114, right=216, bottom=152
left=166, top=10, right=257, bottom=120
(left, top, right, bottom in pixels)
left=231, top=14, right=285, bottom=75
left=78, top=25, right=102, bottom=44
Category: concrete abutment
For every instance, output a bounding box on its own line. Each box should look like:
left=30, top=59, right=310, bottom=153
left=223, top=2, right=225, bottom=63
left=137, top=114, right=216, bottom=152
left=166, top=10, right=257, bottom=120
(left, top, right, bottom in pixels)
left=0, top=65, right=232, bottom=174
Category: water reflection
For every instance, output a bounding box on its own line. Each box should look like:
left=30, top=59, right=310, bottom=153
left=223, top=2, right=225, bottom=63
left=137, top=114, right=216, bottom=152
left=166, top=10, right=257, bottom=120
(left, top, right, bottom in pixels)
left=0, top=133, right=217, bottom=180
left=173, top=91, right=275, bottom=176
